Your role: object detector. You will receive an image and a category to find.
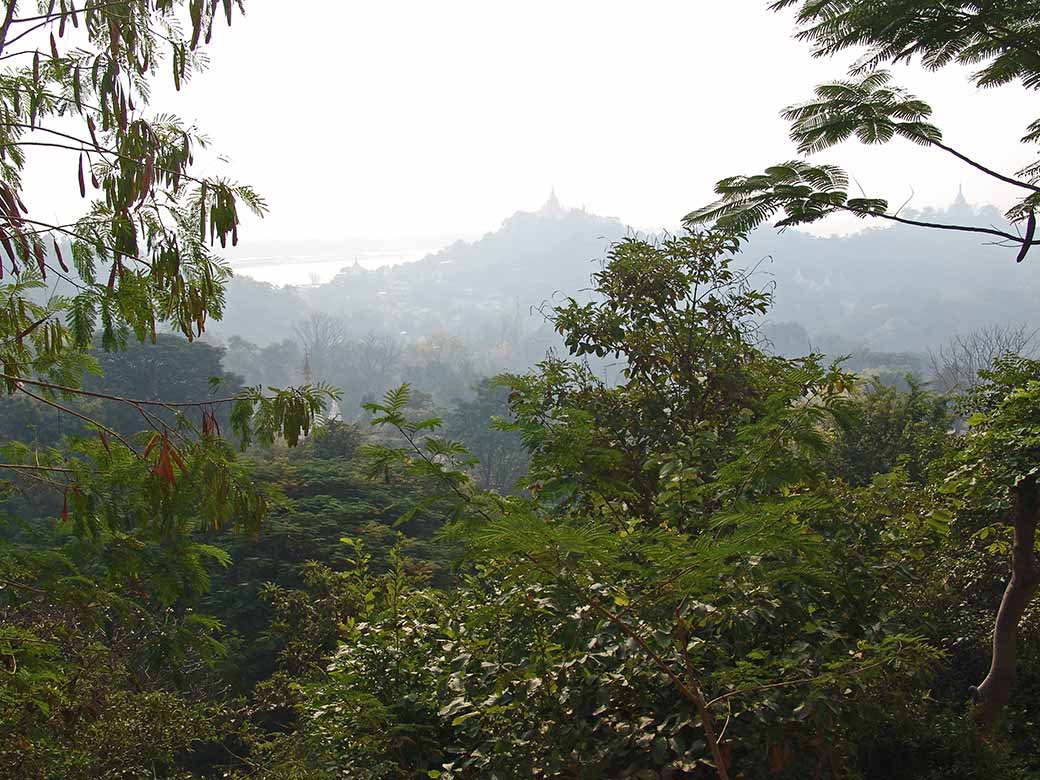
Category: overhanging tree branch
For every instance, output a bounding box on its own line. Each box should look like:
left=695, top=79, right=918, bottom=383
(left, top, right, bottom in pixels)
left=0, top=371, right=248, bottom=408
left=0, top=125, right=213, bottom=190
left=929, top=138, right=1040, bottom=194
left=859, top=208, right=1030, bottom=244
left=16, top=383, right=138, bottom=456
left=0, top=463, right=73, bottom=473
left=0, top=2, right=18, bottom=59
left=5, top=1, right=132, bottom=27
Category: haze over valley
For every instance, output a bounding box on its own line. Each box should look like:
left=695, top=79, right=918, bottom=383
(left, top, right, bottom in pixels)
left=210, top=188, right=1038, bottom=414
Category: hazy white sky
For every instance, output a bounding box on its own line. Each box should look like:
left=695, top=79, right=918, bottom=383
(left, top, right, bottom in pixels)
left=22, top=0, right=1040, bottom=249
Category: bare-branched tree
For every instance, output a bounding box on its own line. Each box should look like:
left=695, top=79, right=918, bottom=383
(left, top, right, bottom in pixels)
left=293, top=311, right=346, bottom=382
left=928, top=323, right=1039, bottom=396
left=293, top=312, right=346, bottom=358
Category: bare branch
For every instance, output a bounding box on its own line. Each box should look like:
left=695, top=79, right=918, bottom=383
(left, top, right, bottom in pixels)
left=0, top=462, right=72, bottom=473
left=928, top=323, right=1039, bottom=396
left=0, top=371, right=245, bottom=408
left=16, top=383, right=139, bottom=456
left=861, top=209, right=1029, bottom=244
left=928, top=138, right=1040, bottom=194
left=0, top=1, right=18, bottom=58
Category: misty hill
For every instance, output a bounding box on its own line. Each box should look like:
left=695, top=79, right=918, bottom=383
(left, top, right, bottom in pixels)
left=215, top=192, right=631, bottom=371
left=309, top=191, right=624, bottom=330
left=744, top=192, right=1040, bottom=353
left=212, top=190, right=1040, bottom=363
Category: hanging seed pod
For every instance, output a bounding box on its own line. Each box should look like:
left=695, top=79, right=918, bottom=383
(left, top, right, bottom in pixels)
left=0, top=228, right=16, bottom=273
left=138, top=153, right=154, bottom=205
left=108, top=19, right=120, bottom=64
left=86, top=114, right=100, bottom=150
left=1017, top=211, right=1035, bottom=263
left=198, top=181, right=207, bottom=242
left=33, top=239, right=46, bottom=279
left=53, top=238, right=69, bottom=272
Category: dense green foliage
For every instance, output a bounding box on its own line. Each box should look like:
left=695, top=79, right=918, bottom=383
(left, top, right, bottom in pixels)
left=226, top=232, right=1036, bottom=780
left=4, top=1, right=1040, bottom=778
left=0, top=3, right=331, bottom=776
left=688, top=0, right=1040, bottom=740
left=7, top=229, right=1040, bottom=779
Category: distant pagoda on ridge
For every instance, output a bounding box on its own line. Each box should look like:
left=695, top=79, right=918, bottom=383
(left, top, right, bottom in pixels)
left=539, top=187, right=567, bottom=218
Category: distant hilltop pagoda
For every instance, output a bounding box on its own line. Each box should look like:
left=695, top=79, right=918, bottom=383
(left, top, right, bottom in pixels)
left=538, top=187, right=567, bottom=218
left=948, top=183, right=973, bottom=221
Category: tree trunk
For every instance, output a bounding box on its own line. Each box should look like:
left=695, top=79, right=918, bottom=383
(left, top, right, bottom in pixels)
left=972, top=475, right=1039, bottom=730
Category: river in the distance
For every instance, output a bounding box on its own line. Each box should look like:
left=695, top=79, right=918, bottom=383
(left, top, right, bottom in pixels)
left=230, top=247, right=437, bottom=286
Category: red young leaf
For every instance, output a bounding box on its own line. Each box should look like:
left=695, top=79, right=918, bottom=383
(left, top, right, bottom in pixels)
left=154, top=445, right=175, bottom=487
left=168, top=443, right=187, bottom=473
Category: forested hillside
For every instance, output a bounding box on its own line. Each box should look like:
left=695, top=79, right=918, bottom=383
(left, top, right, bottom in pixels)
left=207, top=192, right=1037, bottom=416
left=213, top=192, right=1038, bottom=357
left=8, top=235, right=1038, bottom=778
